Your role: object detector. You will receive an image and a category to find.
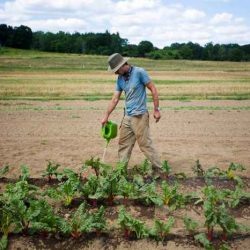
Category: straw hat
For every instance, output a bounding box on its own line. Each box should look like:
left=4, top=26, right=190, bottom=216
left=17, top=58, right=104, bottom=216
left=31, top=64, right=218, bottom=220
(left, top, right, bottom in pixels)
left=107, top=53, right=129, bottom=72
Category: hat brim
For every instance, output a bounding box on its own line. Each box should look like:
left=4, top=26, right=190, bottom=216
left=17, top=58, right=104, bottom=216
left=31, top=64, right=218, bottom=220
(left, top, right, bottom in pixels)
left=108, top=57, right=130, bottom=72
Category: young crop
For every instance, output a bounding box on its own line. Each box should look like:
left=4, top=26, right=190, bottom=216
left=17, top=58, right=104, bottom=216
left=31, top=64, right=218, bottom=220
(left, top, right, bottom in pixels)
left=59, top=202, right=106, bottom=238
left=42, top=161, right=60, bottom=182
left=0, top=165, right=9, bottom=177
left=117, top=176, right=136, bottom=204
left=192, top=160, right=204, bottom=177
left=46, top=179, right=79, bottom=207
left=195, top=233, right=215, bottom=250
left=149, top=217, right=175, bottom=241
left=183, top=216, right=199, bottom=235
left=161, top=181, right=185, bottom=210
left=135, top=159, right=152, bottom=176
left=138, top=181, right=163, bottom=206
left=118, top=206, right=149, bottom=239
left=83, top=157, right=112, bottom=178
left=19, top=165, right=30, bottom=181
left=162, top=160, right=172, bottom=178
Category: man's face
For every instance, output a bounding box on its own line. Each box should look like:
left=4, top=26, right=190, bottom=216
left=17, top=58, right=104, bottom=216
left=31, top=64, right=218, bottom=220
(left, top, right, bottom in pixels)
left=115, top=64, right=127, bottom=75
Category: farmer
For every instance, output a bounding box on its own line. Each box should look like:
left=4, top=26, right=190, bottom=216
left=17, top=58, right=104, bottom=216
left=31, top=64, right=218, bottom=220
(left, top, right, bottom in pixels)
left=101, top=53, right=162, bottom=177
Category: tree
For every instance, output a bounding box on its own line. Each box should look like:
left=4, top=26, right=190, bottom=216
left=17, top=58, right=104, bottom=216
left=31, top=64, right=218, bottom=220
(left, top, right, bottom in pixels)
left=12, top=25, right=32, bottom=49
left=0, top=24, right=13, bottom=47
left=138, top=40, right=154, bottom=57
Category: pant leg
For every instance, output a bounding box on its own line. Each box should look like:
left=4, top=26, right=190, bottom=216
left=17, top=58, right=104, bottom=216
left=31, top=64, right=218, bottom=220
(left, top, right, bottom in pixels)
left=118, top=116, right=136, bottom=164
left=131, top=112, right=162, bottom=169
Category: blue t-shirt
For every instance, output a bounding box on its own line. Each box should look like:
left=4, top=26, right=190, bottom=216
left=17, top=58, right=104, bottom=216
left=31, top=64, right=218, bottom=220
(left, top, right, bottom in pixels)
left=116, top=66, right=150, bottom=116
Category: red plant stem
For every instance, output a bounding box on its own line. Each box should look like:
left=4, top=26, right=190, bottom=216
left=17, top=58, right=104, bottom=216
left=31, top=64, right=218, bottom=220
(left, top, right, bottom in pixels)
left=71, top=231, right=81, bottom=238
left=124, top=228, right=130, bottom=239
left=207, top=228, right=213, bottom=241
left=221, top=231, right=227, bottom=241
left=92, top=199, right=97, bottom=207
left=123, top=196, right=128, bottom=205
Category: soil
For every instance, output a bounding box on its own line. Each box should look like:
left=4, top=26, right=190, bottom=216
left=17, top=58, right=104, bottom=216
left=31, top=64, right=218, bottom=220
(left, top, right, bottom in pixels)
left=1, top=100, right=250, bottom=249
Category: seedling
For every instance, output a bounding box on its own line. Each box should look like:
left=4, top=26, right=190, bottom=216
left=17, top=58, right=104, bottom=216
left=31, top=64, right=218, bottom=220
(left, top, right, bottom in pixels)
left=150, top=217, right=175, bottom=241
left=42, top=161, right=60, bottom=182
left=162, top=160, right=171, bottom=178
left=118, top=206, right=149, bottom=239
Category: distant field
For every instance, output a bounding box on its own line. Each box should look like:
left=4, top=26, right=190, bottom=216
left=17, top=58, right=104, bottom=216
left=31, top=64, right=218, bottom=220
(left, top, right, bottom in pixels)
left=0, top=47, right=250, bottom=100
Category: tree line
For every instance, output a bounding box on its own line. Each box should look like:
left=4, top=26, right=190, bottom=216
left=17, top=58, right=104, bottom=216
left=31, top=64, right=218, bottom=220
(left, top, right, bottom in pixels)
left=0, top=24, right=250, bottom=61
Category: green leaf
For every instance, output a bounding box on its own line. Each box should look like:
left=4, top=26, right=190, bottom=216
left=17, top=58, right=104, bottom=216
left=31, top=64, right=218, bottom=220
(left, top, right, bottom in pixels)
left=0, top=235, right=8, bottom=250
left=0, top=165, right=9, bottom=177
left=195, top=233, right=215, bottom=250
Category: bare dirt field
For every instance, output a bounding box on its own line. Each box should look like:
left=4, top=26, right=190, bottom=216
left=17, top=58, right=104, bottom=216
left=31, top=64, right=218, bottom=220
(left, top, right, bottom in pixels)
left=1, top=99, right=250, bottom=250
left=0, top=99, right=249, bottom=177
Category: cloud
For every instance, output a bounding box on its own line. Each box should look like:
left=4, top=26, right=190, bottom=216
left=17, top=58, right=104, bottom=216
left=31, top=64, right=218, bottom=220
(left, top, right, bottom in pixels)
left=0, top=0, right=249, bottom=47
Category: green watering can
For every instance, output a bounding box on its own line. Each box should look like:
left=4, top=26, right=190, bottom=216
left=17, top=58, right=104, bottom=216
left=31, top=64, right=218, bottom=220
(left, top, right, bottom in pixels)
left=101, top=120, right=118, bottom=144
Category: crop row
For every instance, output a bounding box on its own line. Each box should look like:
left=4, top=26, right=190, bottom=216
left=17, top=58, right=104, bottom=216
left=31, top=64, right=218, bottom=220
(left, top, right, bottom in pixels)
left=0, top=159, right=250, bottom=250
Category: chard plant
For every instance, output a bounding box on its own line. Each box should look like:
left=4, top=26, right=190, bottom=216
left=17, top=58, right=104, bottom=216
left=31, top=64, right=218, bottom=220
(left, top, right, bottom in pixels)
left=93, top=170, right=121, bottom=205
left=192, top=160, right=204, bottom=177
left=0, top=165, right=9, bottom=177
left=149, top=217, right=175, bottom=241
left=118, top=206, right=149, bottom=239
left=183, top=216, right=199, bottom=235
left=162, top=160, right=172, bottom=178
left=42, top=161, right=60, bottom=182
left=161, top=181, right=185, bottom=210
left=202, top=185, right=250, bottom=241
left=135, top=159, right=152, bottom=176
left=117, top=176, right=136, bottom=204
left=138, top=181, right=163, bottom=206
left=59, top=202, right=93, bottom=238
left=46, top=179, right=79, bottom=207
left=19, top=165, right=30, bottom=181
left=195, top=233, right=215, bottom=250
left=59, top=202, right=106, bottom=238
left=83, top=157, right=112, bottom=178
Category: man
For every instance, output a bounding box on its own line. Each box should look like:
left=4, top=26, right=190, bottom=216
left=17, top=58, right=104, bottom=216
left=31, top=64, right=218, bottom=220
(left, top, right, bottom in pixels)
left=101, top=53, right=162, bottom=176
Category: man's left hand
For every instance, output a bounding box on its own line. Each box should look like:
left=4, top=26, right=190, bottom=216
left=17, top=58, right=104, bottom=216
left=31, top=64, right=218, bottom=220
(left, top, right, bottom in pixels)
left=153, top=110, right=161, bottom=123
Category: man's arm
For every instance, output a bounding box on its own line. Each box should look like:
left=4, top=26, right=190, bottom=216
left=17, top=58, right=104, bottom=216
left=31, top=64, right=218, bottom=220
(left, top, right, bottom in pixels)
left=146, top=81, right=161, bottom=123
left=101, top=91, right=122, bottom=126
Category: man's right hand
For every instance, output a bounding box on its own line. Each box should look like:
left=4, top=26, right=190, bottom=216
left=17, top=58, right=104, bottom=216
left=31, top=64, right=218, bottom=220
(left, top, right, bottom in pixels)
left=101, top=115, right=109, bottom=126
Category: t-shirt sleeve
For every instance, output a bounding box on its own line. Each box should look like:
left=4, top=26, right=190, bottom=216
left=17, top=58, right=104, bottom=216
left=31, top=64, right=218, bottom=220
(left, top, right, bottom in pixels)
left=139, top=68, right=151, bottom=85
left=116, top=79, right=122, bottom=92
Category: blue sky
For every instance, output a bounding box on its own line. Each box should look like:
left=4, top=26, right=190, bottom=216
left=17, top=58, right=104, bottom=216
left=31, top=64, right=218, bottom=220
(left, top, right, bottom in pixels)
left=0, top=0, right=249, bottom=48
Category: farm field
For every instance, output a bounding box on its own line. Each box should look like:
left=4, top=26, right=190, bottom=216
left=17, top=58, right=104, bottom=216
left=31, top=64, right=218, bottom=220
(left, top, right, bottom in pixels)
left=0, top=48, right=250, bottom=250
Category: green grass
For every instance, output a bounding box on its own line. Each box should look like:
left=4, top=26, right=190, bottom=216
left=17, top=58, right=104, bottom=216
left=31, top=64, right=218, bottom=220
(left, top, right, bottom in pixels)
left=1, top=48, right=250, bottom=100
left=1, top=104, right=250, bottom=112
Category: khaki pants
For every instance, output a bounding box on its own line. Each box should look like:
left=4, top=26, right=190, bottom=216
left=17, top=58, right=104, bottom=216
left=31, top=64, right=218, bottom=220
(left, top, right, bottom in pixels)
left=118, top=112, right=161, bottom=168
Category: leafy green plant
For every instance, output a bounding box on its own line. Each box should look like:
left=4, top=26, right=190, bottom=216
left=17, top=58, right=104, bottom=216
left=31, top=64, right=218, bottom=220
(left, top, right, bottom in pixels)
left=59, top=202, right=93, bottom=238
left=46, top=179, right=79, bottom=207
left=59, top=202, right=106, bottom=238
left=42, top=161, right=60, bottom=182
left=117, top=176, right=136, bottom=204
left=83, top=157, right=112, bottom=178
left=195, top=233, right=215, bottom=250
left=192, top=160, right=204, bottom=177
left=135, top=159, right=152, bottom=176
left=162, top=160, right=172, bottom=178
left=183, top=216, right=199, bottom=234
left=0, top=235, right=8, bottom=250
left=0, top=165, right=9, bottom=177
left=138, top=181, right=163, bottom=206
left=149, top=217, right=175, bottom=241
left=19, top=165, right=30, bottom=181
left=91, top=206, right=107, bottom=235
left=161, top=181, right=185, bottom=210
left=118, top=206, right=149, bottom=239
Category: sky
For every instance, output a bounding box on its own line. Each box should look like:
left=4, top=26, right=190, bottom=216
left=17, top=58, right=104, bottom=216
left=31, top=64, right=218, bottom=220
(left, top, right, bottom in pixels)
left=0, top=0, right=249, bottom=48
